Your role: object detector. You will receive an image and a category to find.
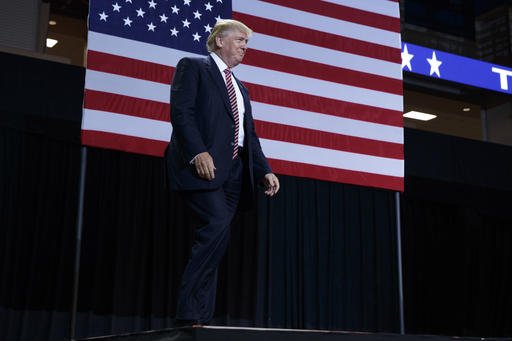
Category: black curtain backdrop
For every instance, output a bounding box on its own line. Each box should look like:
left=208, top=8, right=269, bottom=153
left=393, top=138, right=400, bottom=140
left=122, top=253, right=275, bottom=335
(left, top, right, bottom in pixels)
left=0, top=127, right=78, bottom=340
left=402, top=129, right=512, bottom=338
left=402, top=178, right=512, bottom=337
left=1, top=52, right=512, bottom=341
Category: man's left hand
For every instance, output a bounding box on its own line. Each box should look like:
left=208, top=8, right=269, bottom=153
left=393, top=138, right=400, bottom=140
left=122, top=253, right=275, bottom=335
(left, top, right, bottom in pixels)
left=263, top=173, right=280, bottom=196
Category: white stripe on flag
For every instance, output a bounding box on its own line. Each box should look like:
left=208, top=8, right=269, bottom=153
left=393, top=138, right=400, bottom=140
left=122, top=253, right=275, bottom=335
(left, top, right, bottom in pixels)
left=87, top=31, right=199, bottom=67
left=252, top=102, right=403, bottom=144
left=82, top=109, right=172, bottom=141
left=261, top=139, right=404, bottom=177
left=233, top=0, right=401, bottom=48
left=85, top=70, right=170, bottom=104
left=322, top=0, right=400, bottom=18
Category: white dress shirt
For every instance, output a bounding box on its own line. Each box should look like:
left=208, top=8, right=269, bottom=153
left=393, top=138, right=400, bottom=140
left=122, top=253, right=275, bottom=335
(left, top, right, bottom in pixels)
left=210, top=52, right=245, bottom=147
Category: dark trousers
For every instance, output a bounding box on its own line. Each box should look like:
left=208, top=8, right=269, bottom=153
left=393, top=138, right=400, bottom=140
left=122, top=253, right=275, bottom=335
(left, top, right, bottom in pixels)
left=175, top=156, right=243, bottom=324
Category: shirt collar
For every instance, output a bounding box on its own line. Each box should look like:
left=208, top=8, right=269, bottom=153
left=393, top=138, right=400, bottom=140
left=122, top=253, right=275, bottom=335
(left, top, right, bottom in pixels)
left=210, top=52, right=229, bottom=73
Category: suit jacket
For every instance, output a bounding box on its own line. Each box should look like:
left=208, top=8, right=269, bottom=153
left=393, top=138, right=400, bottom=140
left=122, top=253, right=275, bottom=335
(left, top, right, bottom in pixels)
left=165, top=55, right=272, bottom=194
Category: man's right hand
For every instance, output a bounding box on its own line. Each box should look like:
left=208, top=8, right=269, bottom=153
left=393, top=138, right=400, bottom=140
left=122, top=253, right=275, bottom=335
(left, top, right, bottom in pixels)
left=194, top=152, right=216, bottom=180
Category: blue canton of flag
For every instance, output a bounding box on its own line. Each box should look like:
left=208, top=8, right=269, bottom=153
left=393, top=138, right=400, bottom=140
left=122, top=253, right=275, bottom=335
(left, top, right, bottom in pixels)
left=89, top=0, right=231, bottom=55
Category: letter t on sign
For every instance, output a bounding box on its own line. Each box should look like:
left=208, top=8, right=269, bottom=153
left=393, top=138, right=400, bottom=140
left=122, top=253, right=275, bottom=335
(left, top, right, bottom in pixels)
left=492, top=66, right=512, bottom=91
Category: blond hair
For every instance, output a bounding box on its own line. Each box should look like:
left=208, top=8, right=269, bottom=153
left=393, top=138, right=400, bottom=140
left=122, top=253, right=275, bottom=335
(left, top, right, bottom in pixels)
left=206, top=19, right=252, bottom=52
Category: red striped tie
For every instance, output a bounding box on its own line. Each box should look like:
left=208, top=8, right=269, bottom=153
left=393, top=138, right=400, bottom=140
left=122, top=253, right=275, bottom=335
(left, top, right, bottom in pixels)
left=224, top=68, right=239, bottom=159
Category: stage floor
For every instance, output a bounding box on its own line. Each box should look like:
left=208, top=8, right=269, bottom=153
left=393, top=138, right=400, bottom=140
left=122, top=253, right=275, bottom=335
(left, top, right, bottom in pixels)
left=77, top=326, right=511, bottom=341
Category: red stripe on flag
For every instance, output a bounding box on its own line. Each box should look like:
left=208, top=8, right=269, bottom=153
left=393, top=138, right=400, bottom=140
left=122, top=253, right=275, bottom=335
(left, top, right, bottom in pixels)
left=246, top=83, right=403, bottom=127
left=233, top=12, right=400, bottom=63
left=87, top=50, right=173, bottom=84
left=84, top=89, right=170, bottom=121
left=255, top=121, right=403, bottom=159
left=244, top=49, right=402, bottom=95
left=260, top=0, right=400, bottom=32
left=81, top=130, right=167, bottom=157
left=269, top=159, right=403, bottom=191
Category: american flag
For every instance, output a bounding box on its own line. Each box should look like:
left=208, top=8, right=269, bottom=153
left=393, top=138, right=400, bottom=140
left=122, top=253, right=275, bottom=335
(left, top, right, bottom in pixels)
left=82, top=0, right=404, bottom=191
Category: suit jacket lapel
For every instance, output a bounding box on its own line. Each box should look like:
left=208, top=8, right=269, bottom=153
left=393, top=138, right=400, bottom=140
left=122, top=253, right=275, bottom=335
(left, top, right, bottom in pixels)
left=205, top=55, right=232, bottom=118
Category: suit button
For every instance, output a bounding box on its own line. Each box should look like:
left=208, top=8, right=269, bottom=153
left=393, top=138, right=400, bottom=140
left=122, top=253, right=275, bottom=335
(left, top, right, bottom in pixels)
left=230, top=142, right=235, bottom=146
left=231, top=124, right=235, bottom=128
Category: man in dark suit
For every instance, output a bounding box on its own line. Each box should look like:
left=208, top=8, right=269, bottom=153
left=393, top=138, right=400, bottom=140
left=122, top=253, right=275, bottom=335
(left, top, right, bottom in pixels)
left=165, top=19, right=280, bottom=326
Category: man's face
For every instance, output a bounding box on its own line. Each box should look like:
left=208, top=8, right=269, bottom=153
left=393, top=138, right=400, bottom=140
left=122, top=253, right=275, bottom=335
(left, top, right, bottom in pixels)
left=215, top=29, right=248, bottom=68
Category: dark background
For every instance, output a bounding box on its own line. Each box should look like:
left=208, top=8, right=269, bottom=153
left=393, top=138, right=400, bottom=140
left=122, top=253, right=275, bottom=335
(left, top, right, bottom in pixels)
left=405, top=0, right=512, bottom=39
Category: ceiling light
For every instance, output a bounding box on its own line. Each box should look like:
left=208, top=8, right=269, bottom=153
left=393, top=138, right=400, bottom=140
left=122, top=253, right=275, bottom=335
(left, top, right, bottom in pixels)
left=49, top=20, right=57, bottom=26
left=462, top=107, right=471, bottom=112
left=403, top=110, right=437, bottom=121
left=46, top=38, right=58, bottom=48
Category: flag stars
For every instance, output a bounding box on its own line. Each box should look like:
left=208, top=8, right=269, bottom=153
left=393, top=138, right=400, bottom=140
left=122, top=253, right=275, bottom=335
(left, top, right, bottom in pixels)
left=205, top=2, right=213, bottom=11
left=123, top=16, right=133, bottom=26
left=216, top=0, right=222, bottom=3
left=99, top=11, right=108, bottom=21
left=171, top=5, right=179, bottom=14
left=148, top=0, right=157, bottom=9
left=184, top=0, right=191, bottom=6
left=170, top=27, right=179, bottom=36
left=125, top=0, right=132, bottom=3
left=215, top=15, right=221, bottom=22
left=136, top=8, right=145, bottom=17
left=204, top=23, right=212, bottom=33
left=112, top=2, right=122, bottom=12
left=160, top=13, right=168, bottom=22
left=147, top=22, right=156, bottom=31
left=192, top=32, right=201, bottom=41
left=193, top=10, right=202, bottom=19
left=182, top=18, right=191, bottom=28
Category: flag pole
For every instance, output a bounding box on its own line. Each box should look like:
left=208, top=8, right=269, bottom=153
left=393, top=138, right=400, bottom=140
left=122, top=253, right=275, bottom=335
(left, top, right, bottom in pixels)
left=70, top=146, right=88, bottom=341
left=395, top=191, right=405, bottom=334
